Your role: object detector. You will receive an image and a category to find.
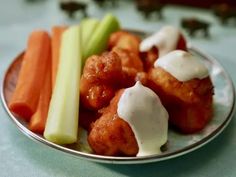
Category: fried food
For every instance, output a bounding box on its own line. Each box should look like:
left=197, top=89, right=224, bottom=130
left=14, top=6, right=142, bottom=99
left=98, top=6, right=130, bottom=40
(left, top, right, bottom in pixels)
left=80, top=52, right=123, bottom=110
left=141, top=47, right=159, bottom=71
left=148, top=67, right=214, bottom=133
left=140, top=32, right=187, bottom=71
left=108, top=31, right=147, bottom=87
left=120, top=67, right=148, bottom=87
left=88, top=90, right=139, bottom=156
left=80, top=48, right=146, bottom=110
left=108, top=31, right=142, bottom=68
left=112, top=47, right=145, bottom=87
left=79, top=105, right=100, bottom=131
left=112, top=47, right=143, bottom=71
left=135, top=72, right=149, bottom=86
left=81, top=28, right=214, bottom=155
left=108, top=31, right=141, bottom=55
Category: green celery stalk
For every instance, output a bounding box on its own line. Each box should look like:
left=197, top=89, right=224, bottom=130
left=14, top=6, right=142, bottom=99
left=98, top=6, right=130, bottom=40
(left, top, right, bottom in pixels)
left=81, top=18, right=99, bottom=61
left=44, top=25, right=82, bottom=144
left=83, top=13, right=120, bottom=59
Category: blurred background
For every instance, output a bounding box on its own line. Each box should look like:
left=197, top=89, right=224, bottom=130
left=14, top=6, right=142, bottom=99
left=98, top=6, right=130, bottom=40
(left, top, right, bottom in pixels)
left=1, top=0, right=236, bottom=43
left=1, top=0, right=236, bottom=32
left=1, top=0, right=236, bottom=69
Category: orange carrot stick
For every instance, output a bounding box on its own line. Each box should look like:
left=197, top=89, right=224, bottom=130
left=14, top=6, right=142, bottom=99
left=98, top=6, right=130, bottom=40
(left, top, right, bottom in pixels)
left=51, top=26, right=67, bottom=88
left=8, top=31, right=51, bottom=121
left=28, top=62, right=52, bottom=134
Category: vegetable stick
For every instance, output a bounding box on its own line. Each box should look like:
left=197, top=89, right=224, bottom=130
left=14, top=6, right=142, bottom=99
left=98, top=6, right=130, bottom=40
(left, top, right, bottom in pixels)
left=28, top=62, right=52, bottom=134
left=83, top=13, right=120, bottom=59
left=8, top=31, right=51, bottom=121
left=51, top=26, right=67, bottom=88
left=80, top=18, right=99, bottom=64
left=44, top=26, right=82, bottom=144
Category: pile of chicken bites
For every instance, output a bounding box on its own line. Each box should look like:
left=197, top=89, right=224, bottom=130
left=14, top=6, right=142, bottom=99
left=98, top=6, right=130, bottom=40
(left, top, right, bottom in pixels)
left=79, top=26, right=214, bottom=157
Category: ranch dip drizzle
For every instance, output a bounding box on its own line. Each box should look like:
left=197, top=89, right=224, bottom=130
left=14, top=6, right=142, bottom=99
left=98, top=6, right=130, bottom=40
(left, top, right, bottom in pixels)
left=154, top=50, right=209, bottom=82
left=139, top=26, right=180, bottom=57
left=117, top=81, right=168, bottom=156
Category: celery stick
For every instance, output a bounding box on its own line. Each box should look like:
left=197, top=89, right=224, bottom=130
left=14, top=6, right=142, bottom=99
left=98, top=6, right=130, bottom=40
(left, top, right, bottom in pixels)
left=81, top=18, right=99, bottom=65
left=81, top=18, right=99, bottom=52
left=84, top=13, right=120, bottom=59
left=44, top=26, right=82, bottom=144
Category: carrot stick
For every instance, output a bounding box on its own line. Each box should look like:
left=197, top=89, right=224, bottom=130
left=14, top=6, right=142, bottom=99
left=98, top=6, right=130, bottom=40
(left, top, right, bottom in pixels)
left=51, top=26, right=67, bottom=89
left=28, top=62, right=52, bottom=134
left=8, top=31, right=51, bottom=121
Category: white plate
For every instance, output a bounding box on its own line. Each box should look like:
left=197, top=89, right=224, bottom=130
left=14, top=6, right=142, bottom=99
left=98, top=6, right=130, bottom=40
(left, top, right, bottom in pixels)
left=1, top=41, right=235, bottom=164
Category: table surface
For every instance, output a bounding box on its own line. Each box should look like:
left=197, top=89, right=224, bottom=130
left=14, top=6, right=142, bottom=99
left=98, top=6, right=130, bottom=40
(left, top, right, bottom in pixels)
left=1, top=0, right=236, bottom=177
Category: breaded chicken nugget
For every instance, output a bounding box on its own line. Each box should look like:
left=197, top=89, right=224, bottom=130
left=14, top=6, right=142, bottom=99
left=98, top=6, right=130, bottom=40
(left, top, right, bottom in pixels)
left=109, top=31, right=147, bottom=87
left=88, top=90, right=138, bottom=156
left=140, top=28, right=187, bottom=71
left=108, top=31, right=141, bottom=55
left=112, top=47, right=145, bottom=87
left=80, top=52, right=123, bottom=110
left=148, top=67, right=214, bottom=133
left=112, top=47, right=143, bottom=71
left=81, top=52, right=122, bottom=85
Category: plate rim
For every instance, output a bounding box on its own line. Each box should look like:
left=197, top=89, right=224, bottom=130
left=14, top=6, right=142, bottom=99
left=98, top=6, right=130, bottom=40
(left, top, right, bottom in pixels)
left=1, top=45, right=235, bottom=164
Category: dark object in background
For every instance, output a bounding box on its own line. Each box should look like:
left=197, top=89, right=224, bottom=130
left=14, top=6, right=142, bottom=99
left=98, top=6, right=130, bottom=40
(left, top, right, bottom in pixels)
left=158, top=0, right=236, bottom=9
left=93, top=0, right=117, bottom=8
left=136, top=0, right=164, bottom=19
left=212, top=4, right=236, bottom=24
left=60, top=1, right=87, bottom=18
left=181, top=18, right=210, bottom=37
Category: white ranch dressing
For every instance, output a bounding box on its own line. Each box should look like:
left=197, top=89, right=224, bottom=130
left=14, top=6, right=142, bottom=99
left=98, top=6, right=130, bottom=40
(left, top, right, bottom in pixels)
left=139, top=26, right=180, bottom=57
left=117, top=81, right=168, bottom=156
left=154, top=50, right=209, bottom=82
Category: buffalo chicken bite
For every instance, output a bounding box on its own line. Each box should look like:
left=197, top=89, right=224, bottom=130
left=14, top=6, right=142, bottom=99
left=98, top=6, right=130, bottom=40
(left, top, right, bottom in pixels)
left=80, top=52, right=123, bottom=110
left=148, top=50, right=214, bottom=133
left=140, top=26, right=187, bottom=71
